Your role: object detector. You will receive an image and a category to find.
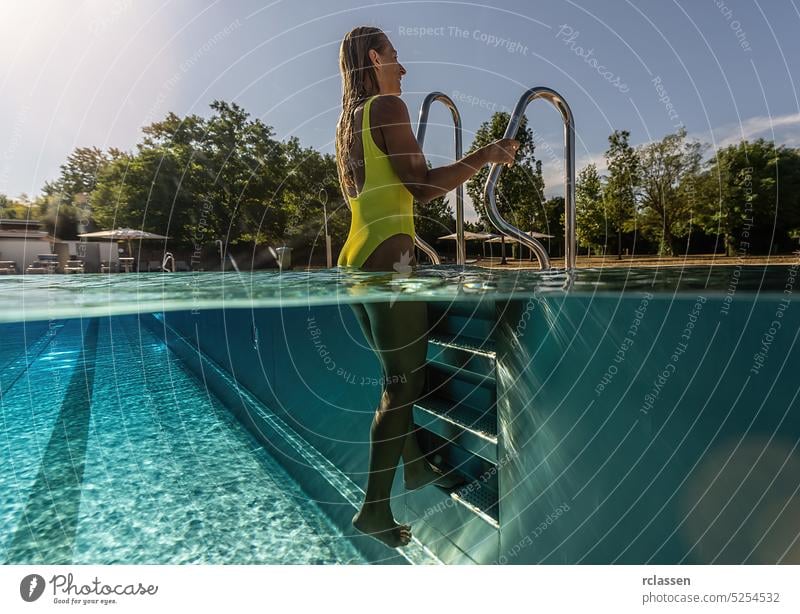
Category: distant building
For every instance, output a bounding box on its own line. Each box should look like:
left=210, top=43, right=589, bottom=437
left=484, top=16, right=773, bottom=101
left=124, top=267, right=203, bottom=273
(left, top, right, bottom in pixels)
left=0, top=219, right=51, bottom=273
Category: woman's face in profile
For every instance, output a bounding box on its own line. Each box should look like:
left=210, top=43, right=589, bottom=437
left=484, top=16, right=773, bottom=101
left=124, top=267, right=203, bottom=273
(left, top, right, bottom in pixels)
left=375, top=38, right=406, bottom=95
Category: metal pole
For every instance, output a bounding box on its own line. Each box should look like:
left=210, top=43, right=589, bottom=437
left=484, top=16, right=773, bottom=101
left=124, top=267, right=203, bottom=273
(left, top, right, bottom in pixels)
left=323, top=200, right=332, bottom=268
left=416, top=92, right=464, bottom=265
left=483, top=86, right=576, bottom=270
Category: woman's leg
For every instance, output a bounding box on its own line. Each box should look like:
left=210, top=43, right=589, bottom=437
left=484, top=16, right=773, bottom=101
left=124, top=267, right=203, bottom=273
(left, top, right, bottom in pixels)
left=348, top=302, right=464, bottom=494
left=351, top=299, right=428, bottom=547
left=349, top=302, right=425, bottom=464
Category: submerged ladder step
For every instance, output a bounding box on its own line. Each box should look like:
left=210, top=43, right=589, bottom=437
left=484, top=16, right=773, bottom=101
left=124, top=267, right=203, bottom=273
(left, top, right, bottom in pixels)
left=427, top=334, right=496, bottom=385
left=414, top=395, right=497, bottom=463
left=419, top=300, right=501, bottom=533
left=427, top=368, right=496, bottom=413
left=429, top=313, right=495, bottom=346
left=445, top=475, right=499, bottom=529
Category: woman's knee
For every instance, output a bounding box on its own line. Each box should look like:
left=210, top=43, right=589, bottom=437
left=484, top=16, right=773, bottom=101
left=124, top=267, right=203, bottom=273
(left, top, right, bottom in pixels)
left=383, top=371, right=425, bottom=408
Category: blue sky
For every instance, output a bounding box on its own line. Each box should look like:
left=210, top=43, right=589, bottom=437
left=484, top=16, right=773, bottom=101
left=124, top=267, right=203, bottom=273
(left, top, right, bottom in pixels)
left=2, top=0, right=799, bottom=220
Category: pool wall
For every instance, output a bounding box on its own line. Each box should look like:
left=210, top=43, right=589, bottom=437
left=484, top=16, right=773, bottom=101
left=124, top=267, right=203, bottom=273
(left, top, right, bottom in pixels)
left=152, top=287, right=800, bottom=564
left=495, top=292, right=800, bottom=564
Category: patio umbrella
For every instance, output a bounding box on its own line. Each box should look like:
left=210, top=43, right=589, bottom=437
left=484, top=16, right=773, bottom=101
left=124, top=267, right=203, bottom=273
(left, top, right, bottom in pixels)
left=484, top=231, right=555, bottom=263
left=438, top=231, right=498, bottom=260
left=437, top=231, right=499, bottom=241
left=78, top=228, right=169, bottom=262
left=483, top=230, right=554, bottom=242
left=78, top=228, right=169, bottom=241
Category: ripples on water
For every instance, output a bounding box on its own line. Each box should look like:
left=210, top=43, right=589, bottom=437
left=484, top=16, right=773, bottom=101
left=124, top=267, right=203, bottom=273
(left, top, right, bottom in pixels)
left=0, top=264, right=792, bottom=322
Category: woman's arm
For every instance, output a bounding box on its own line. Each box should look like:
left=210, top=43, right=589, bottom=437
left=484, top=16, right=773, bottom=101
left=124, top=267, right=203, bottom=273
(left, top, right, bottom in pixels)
left=374, top=95, right=518, bottom=204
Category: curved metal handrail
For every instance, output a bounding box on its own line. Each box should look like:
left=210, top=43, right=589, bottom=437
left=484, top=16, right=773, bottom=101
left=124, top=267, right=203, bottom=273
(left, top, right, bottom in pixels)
left=483, top=86, right=576, bottom=270
left=414, top=92, right=465, bottom=266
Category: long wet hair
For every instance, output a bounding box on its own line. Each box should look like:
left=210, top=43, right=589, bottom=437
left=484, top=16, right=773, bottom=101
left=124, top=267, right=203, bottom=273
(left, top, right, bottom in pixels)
left=335, top=26, right=388, bottom=201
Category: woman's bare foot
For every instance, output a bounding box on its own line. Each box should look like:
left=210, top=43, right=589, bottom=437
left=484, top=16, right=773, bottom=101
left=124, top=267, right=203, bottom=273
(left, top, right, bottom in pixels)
left=352, top=505, right=412, bottom=548
left=404, top=461, right=468, bottom=491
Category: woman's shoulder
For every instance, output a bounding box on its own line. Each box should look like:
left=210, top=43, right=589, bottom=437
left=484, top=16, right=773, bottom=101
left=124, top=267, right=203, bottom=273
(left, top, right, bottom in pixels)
left=370, top=95, right=410, bottom=124
left=371, top=94, right=406, bottom=110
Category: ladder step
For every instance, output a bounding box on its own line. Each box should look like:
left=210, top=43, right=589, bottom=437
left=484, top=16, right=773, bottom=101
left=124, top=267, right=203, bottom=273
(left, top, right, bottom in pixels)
left=446, top=474, right=499, bottom=529
left=419, top=299, right=501, bottom=537
left=428, top=333, right=496, bottom=358
left=427, top=368, right=495, bottom=413
left=427, top=334, right=496, bottom=385
left=414, top=396, right=497, bottom=463
left=404, top=470, right=500, bottom=562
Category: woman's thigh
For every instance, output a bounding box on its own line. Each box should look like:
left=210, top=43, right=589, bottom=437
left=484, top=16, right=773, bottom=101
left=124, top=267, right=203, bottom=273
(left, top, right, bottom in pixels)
left=348, top=302, right=376, bottom=351
left=362, top=300, right=428, bottom=384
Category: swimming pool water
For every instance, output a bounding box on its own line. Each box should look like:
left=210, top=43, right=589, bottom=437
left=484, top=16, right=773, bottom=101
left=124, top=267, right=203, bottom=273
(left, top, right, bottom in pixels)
left=0, top=264, right=794, bottom=322
left=2, top=263, right=798, bottom=564
left=0, top=315, right=365, bottom=564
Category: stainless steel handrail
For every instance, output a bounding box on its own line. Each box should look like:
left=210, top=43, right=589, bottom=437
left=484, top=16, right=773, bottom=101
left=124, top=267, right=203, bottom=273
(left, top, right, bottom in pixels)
left=415, top=92, right=465, bottom=265
left=483, top=86, right=576, bottom=270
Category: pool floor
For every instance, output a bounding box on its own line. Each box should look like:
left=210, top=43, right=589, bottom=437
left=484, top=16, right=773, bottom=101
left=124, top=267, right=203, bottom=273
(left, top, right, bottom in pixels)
left=0, top=315, right=365, bottom=564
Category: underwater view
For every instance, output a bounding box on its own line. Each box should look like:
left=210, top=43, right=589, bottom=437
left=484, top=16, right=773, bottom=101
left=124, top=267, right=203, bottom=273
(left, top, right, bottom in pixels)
left=2, top=264, right=798, bottom=566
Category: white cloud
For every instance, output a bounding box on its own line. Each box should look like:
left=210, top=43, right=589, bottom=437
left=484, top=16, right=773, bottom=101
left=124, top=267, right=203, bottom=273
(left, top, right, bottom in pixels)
left=694, top=112, right=800, bottom=149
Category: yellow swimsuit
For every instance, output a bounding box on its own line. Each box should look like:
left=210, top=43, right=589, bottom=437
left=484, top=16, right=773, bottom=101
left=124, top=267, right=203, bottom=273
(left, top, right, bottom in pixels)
left=337, top=95, right=415, bottom=269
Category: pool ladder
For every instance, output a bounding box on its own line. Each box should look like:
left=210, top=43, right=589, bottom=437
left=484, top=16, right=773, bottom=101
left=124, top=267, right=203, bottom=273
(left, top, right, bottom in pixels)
left=404, top=298, right=501, bottom=563
left=404, top=88, right=577, bottom=562
left=413, top=92, right=464, bottom=266
left=413, top=86, right=576, bottom=271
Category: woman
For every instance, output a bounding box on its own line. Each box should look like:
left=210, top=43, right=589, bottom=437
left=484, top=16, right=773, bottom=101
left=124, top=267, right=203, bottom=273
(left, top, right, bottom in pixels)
left=335, top=26, right=518, bottom=548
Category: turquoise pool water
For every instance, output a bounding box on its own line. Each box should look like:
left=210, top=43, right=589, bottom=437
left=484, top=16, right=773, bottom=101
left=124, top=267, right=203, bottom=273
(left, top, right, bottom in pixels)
left=0, top=315, right=365, bottom=564
left=0, top=264, right=794, bottom=322
left=1, top=263, right=798, bottom=564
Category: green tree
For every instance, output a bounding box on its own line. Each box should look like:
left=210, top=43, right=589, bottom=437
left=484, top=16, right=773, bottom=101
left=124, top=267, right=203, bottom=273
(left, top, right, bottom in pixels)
left=35, top=194, right=83, bottom=240
left=465, top=112, right=546, bottom=252
left=89, top=151, right=135, bottom=230
left=463, top=219, right=484, bottom=233
left=91, top=102, right=290, bottom=247
left=0, top=194, right=31, bottom=219
left=575, top=163, right=606, bottom=253
left=281, top=137, right=347, bottom=257
left=137, top=111, right=223, bottom=245
left=415, top=194, right=454, bottom=246
left=90, top=147, right=195, bottom=242
left=35, top=147, right=121, bottom=237
left=412, top=160, right=455, bottom=245
left=603, top=130, right=639, bottom=259
left=696, top=139, right=800, bottom=255
left=47, top=147, right=111, bottom=201
left=534, top=196, right=565, bottom=259
left=195, top=100, right=287, bottom=245
left=637, top=128, right=704, bottom=255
